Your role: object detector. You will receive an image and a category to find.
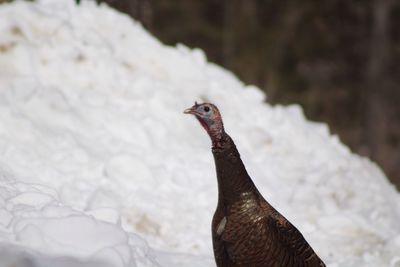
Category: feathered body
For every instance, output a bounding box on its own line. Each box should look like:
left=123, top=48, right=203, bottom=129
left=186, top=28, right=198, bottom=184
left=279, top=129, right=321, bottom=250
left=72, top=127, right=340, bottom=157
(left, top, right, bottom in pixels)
left=184, top=102, right=325, bottom=267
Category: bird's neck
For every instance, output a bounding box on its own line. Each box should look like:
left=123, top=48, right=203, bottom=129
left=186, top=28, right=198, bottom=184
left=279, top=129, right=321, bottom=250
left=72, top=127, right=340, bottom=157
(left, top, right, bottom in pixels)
left=212, top=134, right=257, bottom=205
left=197, top=116, right=225, bottom=149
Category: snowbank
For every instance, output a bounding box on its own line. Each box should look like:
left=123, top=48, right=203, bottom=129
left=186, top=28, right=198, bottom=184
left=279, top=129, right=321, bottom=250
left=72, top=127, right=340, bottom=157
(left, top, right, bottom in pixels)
left=0, top=0, right=399, bottom=266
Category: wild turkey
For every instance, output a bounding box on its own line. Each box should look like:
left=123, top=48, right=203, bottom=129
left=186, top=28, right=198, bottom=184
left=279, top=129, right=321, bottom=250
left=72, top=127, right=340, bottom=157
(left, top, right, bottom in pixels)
left=184, top=102, right=326, bottom=267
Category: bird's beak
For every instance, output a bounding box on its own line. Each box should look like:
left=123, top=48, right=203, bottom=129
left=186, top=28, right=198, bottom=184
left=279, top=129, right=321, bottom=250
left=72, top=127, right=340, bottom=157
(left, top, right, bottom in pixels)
left=183, top=106, right=199, bottom=116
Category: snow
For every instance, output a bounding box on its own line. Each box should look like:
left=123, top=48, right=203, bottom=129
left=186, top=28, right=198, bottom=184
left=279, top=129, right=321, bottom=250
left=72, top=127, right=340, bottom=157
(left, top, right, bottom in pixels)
left=0, top=0, right=399, bottom=266
left=0, top=181, right=159, bottom=267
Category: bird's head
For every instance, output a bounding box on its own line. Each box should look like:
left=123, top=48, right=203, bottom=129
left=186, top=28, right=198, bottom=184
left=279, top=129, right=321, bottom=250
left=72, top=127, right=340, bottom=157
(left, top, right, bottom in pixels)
left=184, top=102, right=225, bottom=148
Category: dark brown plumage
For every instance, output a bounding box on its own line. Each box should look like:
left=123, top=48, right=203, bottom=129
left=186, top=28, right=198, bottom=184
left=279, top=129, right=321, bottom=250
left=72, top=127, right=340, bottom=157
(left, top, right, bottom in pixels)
left=184, top=102, right=326, bottom=267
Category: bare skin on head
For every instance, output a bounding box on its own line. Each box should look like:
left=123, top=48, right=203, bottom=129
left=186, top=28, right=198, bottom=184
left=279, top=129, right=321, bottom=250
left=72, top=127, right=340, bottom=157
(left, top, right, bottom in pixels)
left=184, top=102, right=226, bottom=149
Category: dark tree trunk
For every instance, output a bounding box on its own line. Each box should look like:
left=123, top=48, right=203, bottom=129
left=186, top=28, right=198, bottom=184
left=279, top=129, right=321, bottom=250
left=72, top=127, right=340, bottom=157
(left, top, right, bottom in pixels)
left=364, top=0, right=393, bottom=165
left=222, top=0, right=236, bottom=68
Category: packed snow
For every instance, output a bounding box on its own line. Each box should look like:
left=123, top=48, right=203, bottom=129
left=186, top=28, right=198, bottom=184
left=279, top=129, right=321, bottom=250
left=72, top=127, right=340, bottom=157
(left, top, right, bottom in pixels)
left=0, top=0, right=399, bottom=266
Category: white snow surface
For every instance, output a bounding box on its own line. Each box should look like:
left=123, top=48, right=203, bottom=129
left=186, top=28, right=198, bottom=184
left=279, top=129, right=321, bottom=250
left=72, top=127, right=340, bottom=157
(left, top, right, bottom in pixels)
left=0, top=0, right=400, bottom=266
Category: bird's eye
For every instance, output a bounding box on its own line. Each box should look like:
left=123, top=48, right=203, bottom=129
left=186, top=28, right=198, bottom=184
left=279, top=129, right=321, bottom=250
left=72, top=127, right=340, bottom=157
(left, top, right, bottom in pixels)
left=204, top=106, right=210, bottom=112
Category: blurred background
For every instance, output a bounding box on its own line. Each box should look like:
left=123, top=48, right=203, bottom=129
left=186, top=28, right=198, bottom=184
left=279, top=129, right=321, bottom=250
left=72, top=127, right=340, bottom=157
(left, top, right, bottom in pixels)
left=3, top=0, right=399, bottom=189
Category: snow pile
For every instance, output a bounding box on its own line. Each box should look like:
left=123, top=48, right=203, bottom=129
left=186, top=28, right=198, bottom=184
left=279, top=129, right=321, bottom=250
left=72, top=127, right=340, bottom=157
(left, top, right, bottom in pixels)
left=0, top=0, right=400, bottom=266
left=0, top=178, right=159, bottom=267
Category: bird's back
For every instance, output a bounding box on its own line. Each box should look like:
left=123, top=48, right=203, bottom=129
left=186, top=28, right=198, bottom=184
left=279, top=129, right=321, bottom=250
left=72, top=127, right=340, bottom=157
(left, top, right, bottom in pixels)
left=212, top=137, right=325, bottom=267
left=212, top=192, right=325, bottom=267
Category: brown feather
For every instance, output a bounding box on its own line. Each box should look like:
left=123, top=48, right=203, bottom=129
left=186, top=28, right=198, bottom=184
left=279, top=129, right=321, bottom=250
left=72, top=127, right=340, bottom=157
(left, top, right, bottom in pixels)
left=211, top=135, right=325, bottom=267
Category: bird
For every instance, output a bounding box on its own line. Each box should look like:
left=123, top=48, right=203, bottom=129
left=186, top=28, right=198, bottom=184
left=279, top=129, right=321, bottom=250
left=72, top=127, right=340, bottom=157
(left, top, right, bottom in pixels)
left=184, top=102, right=326, bottom=267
